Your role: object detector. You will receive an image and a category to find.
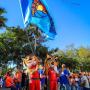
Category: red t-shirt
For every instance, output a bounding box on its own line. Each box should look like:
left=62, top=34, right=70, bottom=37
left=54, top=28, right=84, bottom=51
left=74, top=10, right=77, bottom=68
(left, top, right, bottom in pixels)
left=5, top=76, right=13, bottom=87
left=48, top=68, right=57, bottom=81
left=14, top=72, right=22, bottom=83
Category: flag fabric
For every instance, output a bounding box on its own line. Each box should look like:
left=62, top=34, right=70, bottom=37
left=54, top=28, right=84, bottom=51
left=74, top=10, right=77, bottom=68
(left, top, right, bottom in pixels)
left=19, top=0, right=57, bottom=39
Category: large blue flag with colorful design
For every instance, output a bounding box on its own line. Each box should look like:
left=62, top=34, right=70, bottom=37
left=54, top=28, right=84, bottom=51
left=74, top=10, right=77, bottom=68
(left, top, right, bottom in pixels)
left=19, top=0, right=57, bottom=39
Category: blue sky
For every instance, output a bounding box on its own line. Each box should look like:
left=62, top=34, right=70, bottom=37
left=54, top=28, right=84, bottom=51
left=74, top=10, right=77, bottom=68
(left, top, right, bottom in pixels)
left=0, top=0, right=90, bottom=49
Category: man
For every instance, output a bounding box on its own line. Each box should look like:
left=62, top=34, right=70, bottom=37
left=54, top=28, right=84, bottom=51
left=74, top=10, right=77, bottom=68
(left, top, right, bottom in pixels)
left=59, top=64, right=70, bottom=90
left=79, top=72, right=90, bottom=90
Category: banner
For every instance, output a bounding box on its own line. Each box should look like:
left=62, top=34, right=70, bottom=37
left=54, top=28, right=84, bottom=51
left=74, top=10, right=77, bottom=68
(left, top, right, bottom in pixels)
left=19, top=0, right=57, bottom=39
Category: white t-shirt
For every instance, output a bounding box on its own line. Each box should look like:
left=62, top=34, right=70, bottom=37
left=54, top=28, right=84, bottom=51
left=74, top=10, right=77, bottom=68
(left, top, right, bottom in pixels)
left=81, top=76, right=90, bottom=88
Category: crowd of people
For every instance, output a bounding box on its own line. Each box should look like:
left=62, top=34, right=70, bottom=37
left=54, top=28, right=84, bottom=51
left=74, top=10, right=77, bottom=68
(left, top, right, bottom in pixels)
left=0, top=55, right=90, bottom=90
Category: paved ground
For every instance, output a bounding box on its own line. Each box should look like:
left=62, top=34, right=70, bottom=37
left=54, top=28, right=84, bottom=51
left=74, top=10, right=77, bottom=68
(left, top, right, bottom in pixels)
left=0, top=88, right=10, bottom=90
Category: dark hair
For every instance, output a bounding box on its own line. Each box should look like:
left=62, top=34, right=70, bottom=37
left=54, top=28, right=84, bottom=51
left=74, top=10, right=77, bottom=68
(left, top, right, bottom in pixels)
left=79, top=73, right=82, bottom=76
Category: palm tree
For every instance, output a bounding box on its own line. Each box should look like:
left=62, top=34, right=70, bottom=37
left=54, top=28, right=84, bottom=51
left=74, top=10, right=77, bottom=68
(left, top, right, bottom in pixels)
left=0, top=7, right=7, bottom=28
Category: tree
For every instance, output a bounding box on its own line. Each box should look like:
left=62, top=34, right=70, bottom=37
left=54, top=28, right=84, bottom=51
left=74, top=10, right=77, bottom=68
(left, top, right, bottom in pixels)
left=0, top=24, right=48, bottom=66
left=59, top=57, right=78, bottom=70
left=76, top=47, right=90, bottom=71
left=36, top=45, right=48, bottom=61
left=77, top=47, right=90, bottom=58
left=0, top=8, right=7, bottom=28
left=49, top=48, right=59, bottom=54
left=50, top=45, right=90, bottom=71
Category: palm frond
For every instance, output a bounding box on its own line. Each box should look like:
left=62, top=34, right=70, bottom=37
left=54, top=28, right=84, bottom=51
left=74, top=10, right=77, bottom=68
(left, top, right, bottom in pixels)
left=0, top=8, right=6, bottom=15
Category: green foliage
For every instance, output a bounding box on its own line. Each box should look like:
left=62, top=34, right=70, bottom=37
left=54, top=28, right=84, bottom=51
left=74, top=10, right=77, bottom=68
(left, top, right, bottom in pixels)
left=77, top=47, right=90, bottom=58
left=59, top=58, right=78, bottom=70
left=0, top=7, right=7, bottom=28
left=1, top=68, right=11, bottom=76
left=50, top=45, right=90, bottom=71
left=0, top=8, right=6, bottom=15
left=36, top=45, right=48, bottom=61
left=0, top=25, right=47, bottom=66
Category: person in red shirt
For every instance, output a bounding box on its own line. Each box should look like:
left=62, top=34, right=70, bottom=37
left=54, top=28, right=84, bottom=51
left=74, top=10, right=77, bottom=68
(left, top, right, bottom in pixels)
left=5, top=73, right=16, bottom=90
left=14, top=69, right=22, bottom=90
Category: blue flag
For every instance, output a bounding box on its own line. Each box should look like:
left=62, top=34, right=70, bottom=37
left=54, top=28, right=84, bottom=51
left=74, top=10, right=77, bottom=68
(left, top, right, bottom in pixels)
left=19, top=0, right=56, bottom=39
